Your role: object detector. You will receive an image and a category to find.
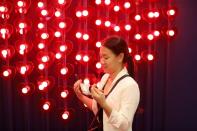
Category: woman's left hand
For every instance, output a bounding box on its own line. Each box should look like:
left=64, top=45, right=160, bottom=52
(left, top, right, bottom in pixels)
left=90, top=84, right=106, bottom=108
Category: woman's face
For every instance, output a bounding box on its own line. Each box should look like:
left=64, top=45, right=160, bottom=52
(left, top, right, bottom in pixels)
left=100, top=46, right=122, bottom=74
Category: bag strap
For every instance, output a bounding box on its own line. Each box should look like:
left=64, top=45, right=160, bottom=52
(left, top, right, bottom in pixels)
left=88, top=74, right=130, bottom=130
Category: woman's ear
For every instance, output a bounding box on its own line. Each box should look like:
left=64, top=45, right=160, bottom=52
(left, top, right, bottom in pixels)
left=118, top=53, right=124, bottom=63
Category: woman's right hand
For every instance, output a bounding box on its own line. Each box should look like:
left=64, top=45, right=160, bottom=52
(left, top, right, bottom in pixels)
left=73, top=79, right=84, bottom=100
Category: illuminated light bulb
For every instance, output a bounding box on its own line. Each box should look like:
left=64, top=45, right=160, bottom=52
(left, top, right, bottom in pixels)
left=22, top=86, right=30, bottom=94
left=124, top=2, right=131, bottom=9
left=59, top=22, right=66, bottom=29
left=135, top=14, right=141, bottom=21
left=43, top=102, right=50, bottom=110
left=0, top=28, right=6, bottom=35
left=19, top=22, right=25, bottom=29
left=167, top=9, right=175, bottom=16
left=41, top=10, right=48, bottom=16
left=38, top=43, right=45, bottom=49
left=3, top=69, right=11, bottom=77
left=20, top=44, right=26, bottom=50
left=114, top=26, right=120, bottom=32
left=41, top=33, right=49, bottom=39
left=148, top=12, right=154, bottom=18
left=42, top=81, right=48, bottom=88
left=147, top=34, right=154, bottom=40
left=154, top=11, right=160, bottom=18
left=76, top=11, right=82, bottom=17
left=167, top=30, right=175, bottom=36
left=19, top=50, right=24, bottom=55
left=83, top=34, right=89, bottom=40
left=154, top=30, right=160, bottom=37
left=135, top=54, right=141, bottom=61
left=128, top=47, right=132, bottom=53
left=104, top=0, right=111, bottom=5
left=17, top=1, right=24, bottom=7
left=0, top=6, right=6, bottom=12
left=95, top=19, right=102, bottom=26
left=60, top=45, right=67, bottom=52
left=1, top=49, right=8, bottom=58
left=76, top=32, right=82, bottom=38
left=147, top=54, right=154, bottom=61
left=62, top=111, right=69, bottom=120
left=125, top=24, right=131, bottom=31
left=60, top=67, right=68, bottom=75
left=20, top=66, right=27, bottom=74
left=61, top=90, right=69, bottom=98
left=38, top=63, right=45, bottom=70
left=82, top=10, right=88, bottom=16
left=135, top=34, right=142, bottom=40
left=75, top=54, right=81, bottom=61
left=55, top=53, right=62, bottom=59
left=104, top=21, right=111, bottom=27
left=95, top=0, right=101, bottom=5
left=42, top=56, right=49, bottom=62
left=38, top=23, right=44, bottom=29
left=96, top=62, right=101, bottom=69
left=54, top=31, right=61, bottom=37
left=55, top=11, right=61, bottom=17
left=83, top=55, right=89, bottom=62
left=114, top=5, right=120, bottom=12
left=58, top=0, right=65, bottom=5
left=38, top=2, right=44, bottom=8
left=96, top=41, right=101, bottom=48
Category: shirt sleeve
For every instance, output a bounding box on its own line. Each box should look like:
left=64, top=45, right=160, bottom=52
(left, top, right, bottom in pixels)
left=107, top=81, right=140, bottom=130
left=92, top=73, right=109, bottom=115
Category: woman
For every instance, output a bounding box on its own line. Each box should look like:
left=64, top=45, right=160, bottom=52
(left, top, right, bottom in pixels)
left=73, top=36, right=140, bottom=131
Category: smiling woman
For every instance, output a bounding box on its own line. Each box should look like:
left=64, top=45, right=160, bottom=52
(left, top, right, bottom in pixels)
left=73, top=36, right=140, bottom=131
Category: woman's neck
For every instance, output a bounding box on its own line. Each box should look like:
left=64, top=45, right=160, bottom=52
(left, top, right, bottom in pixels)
left=109, top=66, right=124, bottom=82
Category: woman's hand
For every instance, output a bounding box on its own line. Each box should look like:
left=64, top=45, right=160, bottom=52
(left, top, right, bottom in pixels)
left=73, top=79, right=84, bottom=100
left=90, top=84, right=106, bottom=108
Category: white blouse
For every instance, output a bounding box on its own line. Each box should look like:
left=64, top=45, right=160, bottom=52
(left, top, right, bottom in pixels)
left=92, top=67, right=140, bottom=131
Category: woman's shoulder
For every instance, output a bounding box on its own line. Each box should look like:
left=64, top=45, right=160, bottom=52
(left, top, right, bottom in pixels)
left=119, top=76, right=139, bottom=89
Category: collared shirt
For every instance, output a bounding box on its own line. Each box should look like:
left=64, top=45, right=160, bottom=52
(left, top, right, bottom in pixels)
left=92, top=67, right=140, bottom=131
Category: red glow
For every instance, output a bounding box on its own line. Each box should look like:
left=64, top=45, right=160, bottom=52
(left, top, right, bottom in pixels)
left=96, top=41, right=101, bottom=48
left=60, top=67, right=68, bottom=75
left=104, top=21, right=111, bottom=27
left=83, top=55, right=89, bottom=62
left=76, top=54, right=82, bottom=61
left=61, top=90, right=69, bottom=98
left=134, top=54, right=141, bottom=61
left=147, top=34, right=154, bottom=41
left=95, top=19, right=102, bottom=26
left=62, top=111, right=69, bottom=120
left=83, top=34, right=89, bottom=40
left=124, top=2, right=131, bottom=9
left=21, top=85, right=30, bottom=94
left=95, top=0, right=102, bottom=5
left=96, top=62, right=101, bottom=69
left=104, top=0, right=111, bottom=5
left=114, top=5, right=120, bottom=12
left=76, top=32, right=82, bottom=38
left=135, top=14, right=141, bottom=21
left=43, top=101, right=50, bottom=110
left=147, top=54, right=154, bottom=61
left=135, top=33, right=142, bottom=40
left=166, top=29, right=175, bottom=37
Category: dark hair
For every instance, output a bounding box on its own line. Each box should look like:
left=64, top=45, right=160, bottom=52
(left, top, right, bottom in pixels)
left=102, top=36, right=134, bottom=77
